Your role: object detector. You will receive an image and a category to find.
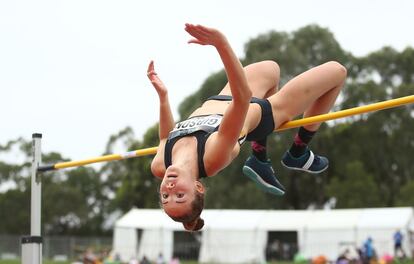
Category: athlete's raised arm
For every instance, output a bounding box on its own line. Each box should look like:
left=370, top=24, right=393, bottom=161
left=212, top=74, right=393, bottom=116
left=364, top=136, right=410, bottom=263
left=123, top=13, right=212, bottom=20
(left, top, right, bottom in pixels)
left=185, top=23, right=251, bottom=167
left=147, top=60, right=175, bottom=140
left=147, top=60, right=173, bottom=178
left=185, top=23, right=251, bottom=104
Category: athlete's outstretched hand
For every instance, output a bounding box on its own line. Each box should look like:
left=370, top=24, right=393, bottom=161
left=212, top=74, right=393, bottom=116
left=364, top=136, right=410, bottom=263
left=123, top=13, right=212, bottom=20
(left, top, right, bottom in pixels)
left=147, top=60, right=167, bottom=98
left=185, top=23, right=227, bottom=48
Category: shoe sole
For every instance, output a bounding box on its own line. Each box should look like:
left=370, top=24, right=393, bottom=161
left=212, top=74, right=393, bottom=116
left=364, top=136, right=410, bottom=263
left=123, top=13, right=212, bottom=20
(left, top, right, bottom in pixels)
left=242, top=166, right=285, bottom=196
left=280, top=160, right=328, bottom=174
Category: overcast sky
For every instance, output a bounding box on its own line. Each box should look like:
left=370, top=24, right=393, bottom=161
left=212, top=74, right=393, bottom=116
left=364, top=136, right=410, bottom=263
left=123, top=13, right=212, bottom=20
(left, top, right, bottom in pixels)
left=1, top=0, right=413, bottom=162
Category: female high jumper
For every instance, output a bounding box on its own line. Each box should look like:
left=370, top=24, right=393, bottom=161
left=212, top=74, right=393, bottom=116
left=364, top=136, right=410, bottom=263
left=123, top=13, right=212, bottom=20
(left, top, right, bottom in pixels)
left=147, top=23, right=346, bottom=231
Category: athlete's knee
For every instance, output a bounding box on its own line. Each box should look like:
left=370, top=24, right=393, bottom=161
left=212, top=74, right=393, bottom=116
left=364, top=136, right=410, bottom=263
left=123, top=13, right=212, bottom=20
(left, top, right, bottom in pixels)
left=263, top=60, right=280, bottom=78
left=260, top=60, right=280, bottom=90
left=325, top=61, right=347, bottom=80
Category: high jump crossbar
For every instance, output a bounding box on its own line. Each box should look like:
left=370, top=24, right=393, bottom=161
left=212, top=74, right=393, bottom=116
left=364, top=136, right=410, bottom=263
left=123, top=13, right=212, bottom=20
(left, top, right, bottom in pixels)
left=37, top=94, right=414, bottom=172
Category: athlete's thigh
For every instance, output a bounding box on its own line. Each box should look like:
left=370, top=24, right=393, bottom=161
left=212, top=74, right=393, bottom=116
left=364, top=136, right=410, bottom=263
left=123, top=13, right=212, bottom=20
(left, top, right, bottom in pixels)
left=218, top=60, right=280, bottom=98
left=269, top=61, right=346, bottom=123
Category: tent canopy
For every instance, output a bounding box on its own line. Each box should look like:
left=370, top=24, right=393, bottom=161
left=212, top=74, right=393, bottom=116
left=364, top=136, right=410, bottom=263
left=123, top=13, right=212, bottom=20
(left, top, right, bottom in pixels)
left=113, top=207, right=414, bottom=262
left=116, top=207, right=414, bottom=231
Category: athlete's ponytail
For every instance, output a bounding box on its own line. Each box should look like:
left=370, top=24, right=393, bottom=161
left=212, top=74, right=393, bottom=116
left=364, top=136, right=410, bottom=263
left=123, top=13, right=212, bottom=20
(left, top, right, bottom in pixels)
left=183, top=217, right=204, bottom=231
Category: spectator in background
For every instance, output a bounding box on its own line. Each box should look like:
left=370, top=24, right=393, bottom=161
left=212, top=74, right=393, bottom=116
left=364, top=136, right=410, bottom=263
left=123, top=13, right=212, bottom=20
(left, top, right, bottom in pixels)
left=362, top=237, right=376, bottom=264
left=128, top=257, right=138, bottom=264
left=312, top=255, right=328, bottom=264
left=83, top=247, right=101, bottom=264
left=141, top=255, right=151, bottom=264
left=336, top=248, right=351, bottom=264
left=103, top=250, right=121, bottom=264
left=157, top=253, right=166, bottom=264
left=393, top=229, right=406, bottom=259
left=169, top=256, right=180, bottom=264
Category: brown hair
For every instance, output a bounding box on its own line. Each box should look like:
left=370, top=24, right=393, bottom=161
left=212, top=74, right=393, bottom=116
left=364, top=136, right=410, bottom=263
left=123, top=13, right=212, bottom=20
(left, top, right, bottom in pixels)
left=165, top=190, right=205, bottom=231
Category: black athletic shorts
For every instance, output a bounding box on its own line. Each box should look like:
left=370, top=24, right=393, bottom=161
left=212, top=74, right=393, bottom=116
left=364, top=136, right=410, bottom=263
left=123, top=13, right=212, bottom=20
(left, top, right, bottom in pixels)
left=206, top=95, right=275, bottom=141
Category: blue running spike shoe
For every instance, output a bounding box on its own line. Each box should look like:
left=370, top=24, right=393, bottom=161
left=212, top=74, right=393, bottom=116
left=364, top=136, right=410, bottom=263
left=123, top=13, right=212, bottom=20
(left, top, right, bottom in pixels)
left=281, top=148, right=329, bottom=173
left=243, top=155, right=285, bottom=196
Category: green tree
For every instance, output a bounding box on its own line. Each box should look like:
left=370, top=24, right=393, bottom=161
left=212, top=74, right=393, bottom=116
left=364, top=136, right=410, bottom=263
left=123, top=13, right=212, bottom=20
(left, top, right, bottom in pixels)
left=326, top=161, right=382, bottom=208
left=0, top=188, right=30, bottom=234
left=100, top=126, right=159, bottom=212
left=395, top=180, right=414, bottom=206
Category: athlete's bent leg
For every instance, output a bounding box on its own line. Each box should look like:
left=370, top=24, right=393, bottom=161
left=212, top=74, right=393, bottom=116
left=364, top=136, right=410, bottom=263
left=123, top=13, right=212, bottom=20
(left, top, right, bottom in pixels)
left=235, top=61, right=286, bottom=195
left=269, top=61, right=347, bottom=173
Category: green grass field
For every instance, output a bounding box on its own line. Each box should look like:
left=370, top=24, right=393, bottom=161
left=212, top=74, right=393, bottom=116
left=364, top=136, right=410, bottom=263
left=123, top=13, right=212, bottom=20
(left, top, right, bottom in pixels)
left=0, top=260, right=212, bottom=264
left=0, top=260, right=413, bottom=264
left=0, top=261, right=69, bottom=264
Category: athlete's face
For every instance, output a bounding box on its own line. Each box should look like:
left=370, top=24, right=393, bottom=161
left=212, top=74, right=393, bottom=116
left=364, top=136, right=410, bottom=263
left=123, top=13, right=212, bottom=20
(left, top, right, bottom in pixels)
left=160, top=165, right=204, bottom=217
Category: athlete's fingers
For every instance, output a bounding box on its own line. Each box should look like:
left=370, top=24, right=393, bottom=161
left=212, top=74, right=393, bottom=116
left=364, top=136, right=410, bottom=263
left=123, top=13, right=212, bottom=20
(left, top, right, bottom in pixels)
left=147, top=60, right=154, bottom=73
left=188, top=39, right=206, bottom=45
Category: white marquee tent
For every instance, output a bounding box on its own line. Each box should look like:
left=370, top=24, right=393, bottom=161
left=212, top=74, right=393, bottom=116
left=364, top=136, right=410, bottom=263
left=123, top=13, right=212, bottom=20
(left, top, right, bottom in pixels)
left=113, top=207, right=414, bottom=263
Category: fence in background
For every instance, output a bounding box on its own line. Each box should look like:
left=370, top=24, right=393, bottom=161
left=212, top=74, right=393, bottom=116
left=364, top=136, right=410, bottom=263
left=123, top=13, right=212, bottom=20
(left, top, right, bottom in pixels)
left=0, top=234, right=111, bottom=261
left=2, top=233, right=411, bottom=263
left=1, top=234, right=299, bottom=262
